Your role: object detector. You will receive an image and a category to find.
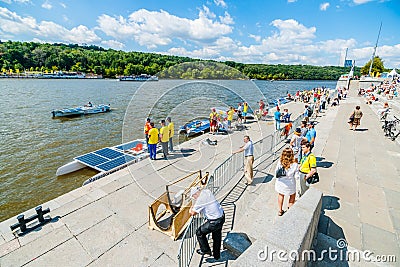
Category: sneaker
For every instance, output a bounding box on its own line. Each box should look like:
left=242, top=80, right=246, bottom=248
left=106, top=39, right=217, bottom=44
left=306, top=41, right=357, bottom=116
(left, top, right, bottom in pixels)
left=196, top=249, right=211, bottom=256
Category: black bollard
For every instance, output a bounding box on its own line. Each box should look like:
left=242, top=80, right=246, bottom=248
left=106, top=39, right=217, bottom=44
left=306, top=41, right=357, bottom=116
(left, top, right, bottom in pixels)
left=36, top=206, right=44, bottom=223
left=17, top=214, right=27, bottom=232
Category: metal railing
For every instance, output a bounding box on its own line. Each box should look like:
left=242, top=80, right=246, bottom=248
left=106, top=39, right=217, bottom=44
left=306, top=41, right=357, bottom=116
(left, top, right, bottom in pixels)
left=177, top=114, right=303, bottom=267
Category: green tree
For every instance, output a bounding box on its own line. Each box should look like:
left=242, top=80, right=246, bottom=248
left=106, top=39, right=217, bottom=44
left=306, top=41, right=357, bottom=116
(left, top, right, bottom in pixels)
left=360, top=56, right=384, bottom=75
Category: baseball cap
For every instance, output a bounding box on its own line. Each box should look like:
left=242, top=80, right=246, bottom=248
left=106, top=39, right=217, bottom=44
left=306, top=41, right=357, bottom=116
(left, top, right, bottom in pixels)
left=190, top=186, right=200, bottom=198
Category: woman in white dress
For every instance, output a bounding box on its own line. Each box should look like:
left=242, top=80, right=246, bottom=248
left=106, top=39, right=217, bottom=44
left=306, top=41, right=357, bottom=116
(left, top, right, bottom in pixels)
left=290, top=127, right=307, bottom=163
left=275, top=147, right=299, bottom=216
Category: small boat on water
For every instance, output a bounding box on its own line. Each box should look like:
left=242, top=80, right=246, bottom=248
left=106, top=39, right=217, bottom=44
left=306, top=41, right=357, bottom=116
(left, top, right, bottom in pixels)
left=119, top=74, right=158, bottom=81
left=57, top=139, right=158, bottom=185
left=51, top=104, right=111, bottom=118
left=179, top=119, right=228, bottom=137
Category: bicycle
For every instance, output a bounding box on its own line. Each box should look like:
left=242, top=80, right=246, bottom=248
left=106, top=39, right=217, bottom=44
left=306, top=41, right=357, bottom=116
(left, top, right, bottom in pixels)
left=382, top=116, right=400, bottom=139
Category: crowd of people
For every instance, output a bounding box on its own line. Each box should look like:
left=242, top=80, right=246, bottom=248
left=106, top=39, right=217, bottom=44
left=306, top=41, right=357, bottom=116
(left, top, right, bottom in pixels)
left=358, top=79, right=399, bottom=104
left=185, top=87, right=339, bottom=261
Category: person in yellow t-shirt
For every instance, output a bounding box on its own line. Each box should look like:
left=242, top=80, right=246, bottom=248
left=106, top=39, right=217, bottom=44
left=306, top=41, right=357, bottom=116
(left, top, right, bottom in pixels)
left=298, top=141, right=317, bottom=197
left=243, top=102, right=248, bottom=123
left=209, top=108, right=219, bottom=134
left=147, top=122, right=159, bottom=160
left=159, top=119, right=169, bottom=159
left=227, top=107, right=235, bottom=129
left=167, top=117, right=174, bottom=152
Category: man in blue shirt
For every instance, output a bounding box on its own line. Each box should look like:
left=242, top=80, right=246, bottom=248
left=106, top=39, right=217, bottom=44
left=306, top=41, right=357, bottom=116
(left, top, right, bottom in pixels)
left=305, top=122, right=317, bottom=151
left=233, top=135, right=254, bottom=185
left=274, top=108, right=281, bottom=130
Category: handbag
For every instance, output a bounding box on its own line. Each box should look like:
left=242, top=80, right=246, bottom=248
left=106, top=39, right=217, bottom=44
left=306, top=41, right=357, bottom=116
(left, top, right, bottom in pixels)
left=348, top=113, right=355, bottom=123
left=306, top=172, right=319, bottom=184
left=305, top=154, right=319, bottom=184
left=276, top=166, right=286, bottom=178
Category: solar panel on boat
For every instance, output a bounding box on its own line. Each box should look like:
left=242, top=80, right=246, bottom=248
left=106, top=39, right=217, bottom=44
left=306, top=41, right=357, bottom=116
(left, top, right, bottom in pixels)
left=96, top=155, right=137, bottom=171
left=93, top=147, right=123, bottom=159
left=75, top=153, right=109, bottom=166
left=115, top=141, right=141, bottom=151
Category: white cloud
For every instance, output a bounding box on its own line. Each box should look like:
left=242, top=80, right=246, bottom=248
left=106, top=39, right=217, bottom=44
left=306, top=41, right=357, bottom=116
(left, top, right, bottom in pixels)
left=42, top=1, right=52, bottom=10
left=0, top=7, right=100, bottom=43
left=101, top=40, right=125, bottom=50
left=97, top=7, right=233, bottom=48
left=214, top=0, right=227, bottom=8
left=287, top=0, right=297, bottom=2
left=60, top=2, right=66, bottom=8
left=320, top=2, right=330, bottom=11
left=219, top=11, right=234, bottom=25
left=1, top=0, right=30, bottom=3
left=353, top=0, right=372, bottom=4
left=168, top=47, right=220, bottom=59
left=249, top=34, right=261, bottom=42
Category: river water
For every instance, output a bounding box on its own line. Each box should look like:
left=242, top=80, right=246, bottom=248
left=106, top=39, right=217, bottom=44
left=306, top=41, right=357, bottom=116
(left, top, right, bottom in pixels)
left=0, top=79, right=336, bottom=221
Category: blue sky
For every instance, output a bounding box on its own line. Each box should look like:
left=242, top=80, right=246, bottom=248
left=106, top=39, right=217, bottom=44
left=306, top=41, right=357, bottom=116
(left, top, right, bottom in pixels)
left=0, top=0, right=399, bottom=68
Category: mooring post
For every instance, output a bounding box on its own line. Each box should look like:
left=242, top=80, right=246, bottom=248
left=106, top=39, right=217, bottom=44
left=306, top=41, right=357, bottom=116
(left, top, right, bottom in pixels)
left=36, top=206, right=44, bottom=223
left=17, top=214, right=26, bottom=232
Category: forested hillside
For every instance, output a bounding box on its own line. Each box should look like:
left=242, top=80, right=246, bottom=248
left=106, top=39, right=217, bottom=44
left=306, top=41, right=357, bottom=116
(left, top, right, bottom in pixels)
left=0, top=40, right=358, bottom=80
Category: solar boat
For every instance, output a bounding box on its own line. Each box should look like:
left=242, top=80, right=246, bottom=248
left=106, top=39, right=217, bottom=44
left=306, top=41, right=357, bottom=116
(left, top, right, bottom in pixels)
left=56, top=139, right=150, bottom=178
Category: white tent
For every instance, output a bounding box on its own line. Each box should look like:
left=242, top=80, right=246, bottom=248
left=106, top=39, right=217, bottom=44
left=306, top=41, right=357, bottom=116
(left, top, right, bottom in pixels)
left=388, top=68, right=398, bottom=77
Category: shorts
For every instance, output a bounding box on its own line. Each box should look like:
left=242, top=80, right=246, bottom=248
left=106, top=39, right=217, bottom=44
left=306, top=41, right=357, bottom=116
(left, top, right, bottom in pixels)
left=210, top=120, right=217, bottom=127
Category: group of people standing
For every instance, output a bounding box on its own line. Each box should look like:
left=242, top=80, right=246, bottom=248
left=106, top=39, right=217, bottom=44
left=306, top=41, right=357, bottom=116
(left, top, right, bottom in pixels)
left=144, top=117, right=174, bottom=160
left=275, top=122, right=317, bottom=216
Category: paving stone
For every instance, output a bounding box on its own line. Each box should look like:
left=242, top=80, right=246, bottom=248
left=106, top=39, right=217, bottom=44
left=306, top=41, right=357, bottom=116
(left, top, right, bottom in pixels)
left=86, top=231, right=168, bottom=267
left=388, top=208, right=400, bottom=231
left=61, top=200, right=114, bottom=235
left=326, top=200, right=360, bottom=228
left=0, top=238, right=20, bottom=258
left=52, top=195, right=92, bottom=218
left=25, top=238, right=93, bottom=267
left=0, top=225, right=73, bottom=267
left=358, top=183, right=388, bottom=210
left=383, top=188, right=400, bottom=210
left=359, top=203, right=394, bottom=233
left=76, top=215, right=133, bottom=259
left=362, top=223, right=400, bottom=257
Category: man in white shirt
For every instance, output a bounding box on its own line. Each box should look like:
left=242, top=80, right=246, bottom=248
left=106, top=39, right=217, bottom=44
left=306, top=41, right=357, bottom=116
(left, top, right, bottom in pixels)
left=189, top=187, right=225, bottom=260
left=233, top=135, right=254, bottom=185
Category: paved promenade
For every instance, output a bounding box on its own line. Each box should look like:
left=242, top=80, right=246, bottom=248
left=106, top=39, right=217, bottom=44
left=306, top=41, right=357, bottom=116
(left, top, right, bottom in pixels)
left=194, top=81, right=400, bottom=266
left=312, top=81, right=400, bottom=264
